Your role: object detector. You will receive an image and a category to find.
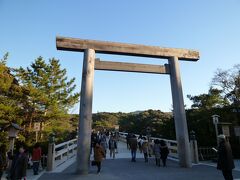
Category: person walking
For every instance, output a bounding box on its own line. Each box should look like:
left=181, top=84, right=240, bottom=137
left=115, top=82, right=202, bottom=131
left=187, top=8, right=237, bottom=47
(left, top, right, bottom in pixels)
left=93, top=141, right=105, bottom=174
left=114, top=136, right=119, bottom=154
left=217, top=134, right=235, bottom=180
left=126, top=133, right=131, bottom=150
left=129, top=135, right=138, bottom=162
left=31, top=143, right=42, bottom=175
left=153, top=139, right=161, bottom=166
left=100, top=134, right=108, bottom=158
left=6, top=151, right=13, bottom=180
left=108, top=136, right=117, bottom=159
left=91, top=131, right=99, bottom=155
left=141, top=137, right=149, bottom=163
left=160, top=140, right=169, bottom=167
left=10, top=146, right=28, bottom=180
left=138, top=135, right=143, bottom=153
left=0, top=145, right=7, bottom=180
left=148, top=139, right=154, bottom=157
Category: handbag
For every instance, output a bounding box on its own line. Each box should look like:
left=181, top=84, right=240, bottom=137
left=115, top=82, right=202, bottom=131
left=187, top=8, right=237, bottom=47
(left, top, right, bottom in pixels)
left=91, top=161, right=97, bottom=166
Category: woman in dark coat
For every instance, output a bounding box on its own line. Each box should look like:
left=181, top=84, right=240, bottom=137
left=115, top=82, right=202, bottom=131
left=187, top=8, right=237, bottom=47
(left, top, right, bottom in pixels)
left=10, top=146, right=28, bottom=180
left=160, top=140, right=169, bottom=167
left=94, top=141, right=105, bottom=174
left=0, top=145, right=7, bottom=179
left=217, top=135, right=235, bottom=180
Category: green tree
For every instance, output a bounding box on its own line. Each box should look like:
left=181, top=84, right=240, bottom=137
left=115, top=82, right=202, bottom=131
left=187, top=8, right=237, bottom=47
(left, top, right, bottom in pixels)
left=118, top=110, right=173, bottom=139
left=14, top=57, right=80, bottom=144
left=92, top=112, right=124, bottom=130
left=187, top=88, right=228, bottom=109
left=0, top=53, right=24, bottom=146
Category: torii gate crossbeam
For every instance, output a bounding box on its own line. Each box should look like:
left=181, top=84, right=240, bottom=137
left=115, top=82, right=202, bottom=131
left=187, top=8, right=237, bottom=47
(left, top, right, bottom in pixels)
left=56, top=36, right=200, bottom=175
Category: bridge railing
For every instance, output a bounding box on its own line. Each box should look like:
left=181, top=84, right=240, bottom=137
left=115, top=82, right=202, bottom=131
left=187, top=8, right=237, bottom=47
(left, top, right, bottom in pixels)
left=118, top=132, right=178, bottom=159
left=47, top=138, right=77, bottom=171
left=54, top=138, right=78, bottom=167
left=47, top=132, right=198, bottom=171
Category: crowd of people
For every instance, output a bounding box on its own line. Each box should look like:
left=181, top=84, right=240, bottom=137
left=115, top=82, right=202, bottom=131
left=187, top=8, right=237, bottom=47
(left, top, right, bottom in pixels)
left=91, top=131, right=118, bottom=174
left=90, top=130, right=170, bottom=174
left=0, top=143, right=42, bottom=180
left=127, top=133, right=169, bottom=166
left=0, top=130, right=235, bottom=179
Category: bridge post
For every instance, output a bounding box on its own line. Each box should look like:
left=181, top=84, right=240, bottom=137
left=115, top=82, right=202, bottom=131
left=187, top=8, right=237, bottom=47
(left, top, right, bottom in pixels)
left=76, top=49, right=95, bottom=174
left=168, top=56, right=192, bottom=168
left=190, top=131, right=199, bottom=164
left=46, top=142, right=55, bottom=171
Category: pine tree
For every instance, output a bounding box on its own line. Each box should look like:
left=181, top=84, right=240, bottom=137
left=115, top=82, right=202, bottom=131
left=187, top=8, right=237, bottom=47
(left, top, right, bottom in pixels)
left=0, top=53, right=23, bottom=125
left=15, top=57, right=80, bottom=143
left=0, top=53, right=23, bottom=146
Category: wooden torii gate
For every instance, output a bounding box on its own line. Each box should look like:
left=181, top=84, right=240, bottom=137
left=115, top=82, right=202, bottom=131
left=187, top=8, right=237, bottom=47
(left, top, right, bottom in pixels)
left=56, top=36, right=200, bottom=174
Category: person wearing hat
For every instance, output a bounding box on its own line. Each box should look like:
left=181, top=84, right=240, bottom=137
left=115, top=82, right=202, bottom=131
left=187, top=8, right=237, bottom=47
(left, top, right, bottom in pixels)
left=217, top=134, right=235, bottom=180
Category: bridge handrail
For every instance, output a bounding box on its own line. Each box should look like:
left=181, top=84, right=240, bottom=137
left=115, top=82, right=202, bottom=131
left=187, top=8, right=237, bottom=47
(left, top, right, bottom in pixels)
left=54, top=138, right=78, bottom=167
left=55, top=138, right=77, bottom=149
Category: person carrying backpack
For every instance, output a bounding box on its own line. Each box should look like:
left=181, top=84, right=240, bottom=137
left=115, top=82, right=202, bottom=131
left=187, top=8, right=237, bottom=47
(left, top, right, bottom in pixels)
left=129, top=135, right=138, bottom=162
left=160, top=140, right=169, bottom=167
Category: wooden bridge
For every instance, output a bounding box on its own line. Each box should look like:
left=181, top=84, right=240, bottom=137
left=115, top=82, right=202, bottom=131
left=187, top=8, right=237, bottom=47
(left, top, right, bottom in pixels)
left=33, top=133, right=240, bottom=180
left=3, top=136, right=239, bottom=180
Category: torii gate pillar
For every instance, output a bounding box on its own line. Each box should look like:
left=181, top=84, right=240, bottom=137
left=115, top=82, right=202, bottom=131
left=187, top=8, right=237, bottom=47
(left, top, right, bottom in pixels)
left=169, top=56, right=191, bottom=167
left=76, top=49, right=95, bottom=174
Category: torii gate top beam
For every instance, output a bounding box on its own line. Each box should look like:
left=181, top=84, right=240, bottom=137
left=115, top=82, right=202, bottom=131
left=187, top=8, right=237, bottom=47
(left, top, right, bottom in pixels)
left=56, top=36, right=199, bottom=61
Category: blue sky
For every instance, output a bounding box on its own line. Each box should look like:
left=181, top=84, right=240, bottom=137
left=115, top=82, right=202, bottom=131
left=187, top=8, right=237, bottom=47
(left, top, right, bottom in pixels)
left=1, top=0, right=240, bottom=113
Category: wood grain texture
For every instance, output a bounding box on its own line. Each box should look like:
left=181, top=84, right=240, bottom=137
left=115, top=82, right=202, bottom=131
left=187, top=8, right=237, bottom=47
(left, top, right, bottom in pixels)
left=95, top=59, right=169, bottom=74
left=56, top=36, right=199, bottom=61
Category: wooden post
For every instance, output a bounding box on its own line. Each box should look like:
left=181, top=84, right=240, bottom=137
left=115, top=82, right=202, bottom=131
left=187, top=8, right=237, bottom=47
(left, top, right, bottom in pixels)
left=47, top=142, right=55, bottom=171
left=67, top=142, right=69, bottom=160
left=190, top=139, right=199, bottom=164
left=169, top=56, right=192, bottom=168
left=76, top=49, right=95, bottom=174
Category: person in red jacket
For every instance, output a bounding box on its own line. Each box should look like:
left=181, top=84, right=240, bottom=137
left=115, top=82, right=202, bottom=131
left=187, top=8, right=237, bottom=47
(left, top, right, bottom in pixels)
left=31, top=143, right=42, bottom=175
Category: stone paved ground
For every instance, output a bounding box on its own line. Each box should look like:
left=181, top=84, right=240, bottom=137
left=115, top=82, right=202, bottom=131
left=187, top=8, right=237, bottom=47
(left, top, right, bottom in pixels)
left=2, top=168, right=45, bottom=180
left=2, top=141, right=239, bottom=180
left=35, top=140, right=240, bottom=180
left=39, top=158, right=240, bottom=180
